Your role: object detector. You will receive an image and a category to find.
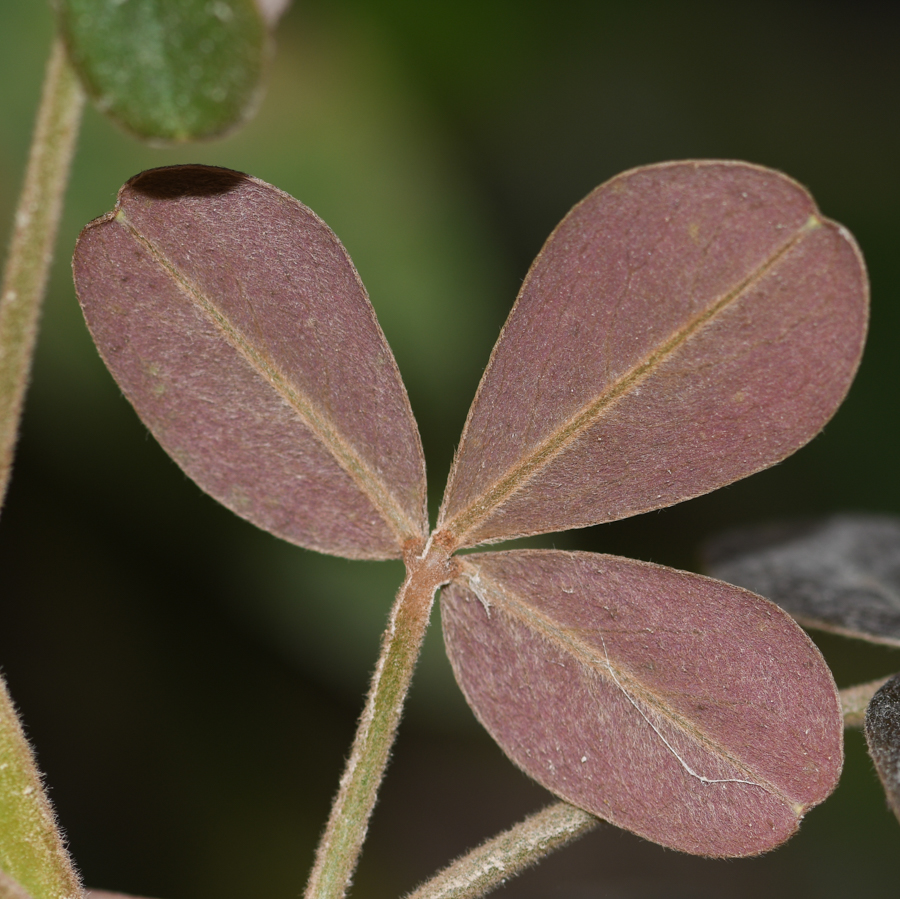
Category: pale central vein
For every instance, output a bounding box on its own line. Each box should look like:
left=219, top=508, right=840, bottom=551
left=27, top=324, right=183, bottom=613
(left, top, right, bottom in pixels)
left=443, top=217, right=820, bottom=544
left=116, top=210, right=420, bottom=547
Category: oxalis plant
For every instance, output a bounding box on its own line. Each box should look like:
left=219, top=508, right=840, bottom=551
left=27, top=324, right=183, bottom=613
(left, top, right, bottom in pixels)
left=7, top=157, right=860, bottom=899
left=0, top=9, right=889, bottom=893
left=2, top=7, right=898, bottom=899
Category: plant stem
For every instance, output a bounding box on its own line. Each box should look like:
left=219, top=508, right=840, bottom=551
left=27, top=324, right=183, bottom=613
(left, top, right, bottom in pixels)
left=0, top=675, right=82, bottom=899
left=405, top=801, right=598, bottom=899
left=0, top=36, right=84, bottom=512
left=841, top=676, right=892, bottom=729
left=304, top=540, right=456, bottom=899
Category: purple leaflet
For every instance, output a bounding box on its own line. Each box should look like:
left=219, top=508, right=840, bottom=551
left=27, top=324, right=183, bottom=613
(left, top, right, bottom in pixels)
left=437, top=161, right=868, bottom=550
left=73, top=166, right=428, bottom=560
left=442, top=550, right=843, bottom=856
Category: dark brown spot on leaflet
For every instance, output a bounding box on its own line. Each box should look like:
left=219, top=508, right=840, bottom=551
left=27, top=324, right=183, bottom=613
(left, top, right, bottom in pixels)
left=127, top=165, right=249, bottom=200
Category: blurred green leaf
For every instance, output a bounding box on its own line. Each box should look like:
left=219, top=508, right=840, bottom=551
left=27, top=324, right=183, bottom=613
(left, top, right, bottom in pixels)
left=57, top=0, right=269, bottom=142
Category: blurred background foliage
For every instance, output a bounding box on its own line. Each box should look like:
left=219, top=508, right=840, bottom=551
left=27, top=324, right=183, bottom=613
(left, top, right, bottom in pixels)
left=1, top=1, right=899, bottom=897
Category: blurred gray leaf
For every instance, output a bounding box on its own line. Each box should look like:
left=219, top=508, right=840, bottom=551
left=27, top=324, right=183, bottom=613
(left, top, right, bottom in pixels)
left=865, top=673, right=900, bottom=823
left=704, top=514, right=900, bottom=646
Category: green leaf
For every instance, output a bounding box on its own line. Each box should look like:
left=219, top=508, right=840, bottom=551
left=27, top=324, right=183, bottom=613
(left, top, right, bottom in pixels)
left=57, top=0, right=270, bottom=142
left=0, top=676, right=81, bottom=899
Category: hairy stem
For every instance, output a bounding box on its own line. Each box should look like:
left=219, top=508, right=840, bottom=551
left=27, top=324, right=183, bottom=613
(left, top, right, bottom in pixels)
left=304, top=539, right=455, bottom=899
left=0, top=37, right=84, bottom=511
left=0, top=675, right=82, bottom=899
left=405, top=801, right=598, bottom=899
left=841, top=676, right=892, bottom=729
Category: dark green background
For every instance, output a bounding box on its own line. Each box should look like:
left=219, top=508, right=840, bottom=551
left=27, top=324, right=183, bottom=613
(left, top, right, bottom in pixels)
left=1, top=2, right=899, bottom=897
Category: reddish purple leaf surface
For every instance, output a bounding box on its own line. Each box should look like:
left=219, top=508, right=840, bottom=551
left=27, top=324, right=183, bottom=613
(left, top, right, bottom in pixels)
left=74, top=166, right=427, bottom=560
left=442, top=550, right=843, bottom=856
left=437, top=161, right=868, bottom=550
